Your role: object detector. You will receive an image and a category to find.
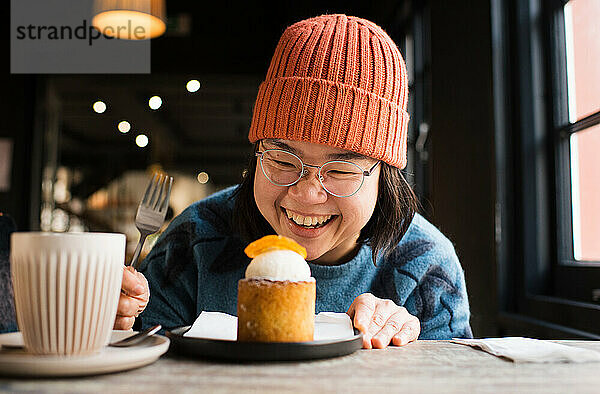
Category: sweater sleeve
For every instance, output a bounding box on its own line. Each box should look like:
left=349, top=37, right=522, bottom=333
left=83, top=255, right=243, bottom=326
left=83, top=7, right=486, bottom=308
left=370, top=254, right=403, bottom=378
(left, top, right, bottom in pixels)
left=373, top=216, right=473, bottom=339
left=137, top=216, right=200, bottom=331
left=408, top=245, right=473, bottom=340
left=0, top=215, right=17, bottom=334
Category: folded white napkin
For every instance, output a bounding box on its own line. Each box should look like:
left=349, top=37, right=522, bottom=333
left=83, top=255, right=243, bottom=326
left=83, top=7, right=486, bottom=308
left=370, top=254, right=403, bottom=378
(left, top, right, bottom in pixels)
left=313, top=312, right=355, bottom=341
left=184, top=311, right=355, bottom=341
left=185, top=312, right=238, bottom=341
left=451, top=337, right=600, bottom=363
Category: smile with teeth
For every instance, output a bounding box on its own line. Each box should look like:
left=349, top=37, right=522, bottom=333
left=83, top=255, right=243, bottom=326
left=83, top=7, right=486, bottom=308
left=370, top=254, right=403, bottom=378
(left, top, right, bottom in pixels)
left=283, top=208, right=336, bottom=228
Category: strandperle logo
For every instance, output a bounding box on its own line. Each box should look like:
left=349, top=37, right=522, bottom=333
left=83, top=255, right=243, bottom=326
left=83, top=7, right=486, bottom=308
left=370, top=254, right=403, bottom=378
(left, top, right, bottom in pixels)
left=14, top=19, right=147, bottom=46
left=11, top=0, right=151, bottom=74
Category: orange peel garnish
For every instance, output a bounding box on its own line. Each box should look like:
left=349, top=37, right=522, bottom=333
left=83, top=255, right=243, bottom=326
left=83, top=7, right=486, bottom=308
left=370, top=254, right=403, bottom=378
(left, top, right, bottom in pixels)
left=244, top=235, right=307, bottom=259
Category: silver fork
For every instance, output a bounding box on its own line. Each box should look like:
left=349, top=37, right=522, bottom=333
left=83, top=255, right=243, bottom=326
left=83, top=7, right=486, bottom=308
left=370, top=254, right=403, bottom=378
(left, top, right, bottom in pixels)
left=128, top=173, right=173, bottom=269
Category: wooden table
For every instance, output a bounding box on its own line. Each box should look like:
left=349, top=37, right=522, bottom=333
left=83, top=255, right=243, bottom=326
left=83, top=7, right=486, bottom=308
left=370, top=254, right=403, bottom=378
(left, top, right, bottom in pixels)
left=1, top=340, right=599, bottom=393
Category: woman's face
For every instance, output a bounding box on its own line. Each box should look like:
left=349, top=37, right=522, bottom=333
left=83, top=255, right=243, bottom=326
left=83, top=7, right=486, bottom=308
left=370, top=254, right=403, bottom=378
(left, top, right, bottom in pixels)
left=253, top=139, right=380, bottom=264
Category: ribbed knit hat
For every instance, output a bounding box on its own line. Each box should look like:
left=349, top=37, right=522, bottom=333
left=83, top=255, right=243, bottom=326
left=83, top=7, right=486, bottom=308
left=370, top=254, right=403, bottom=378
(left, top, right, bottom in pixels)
left=248, top=14, right=410, bottom=168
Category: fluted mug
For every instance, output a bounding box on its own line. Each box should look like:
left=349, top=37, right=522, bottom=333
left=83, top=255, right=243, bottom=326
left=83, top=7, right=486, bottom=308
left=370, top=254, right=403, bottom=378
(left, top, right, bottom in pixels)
left=10, top=232, right=124, bottom=355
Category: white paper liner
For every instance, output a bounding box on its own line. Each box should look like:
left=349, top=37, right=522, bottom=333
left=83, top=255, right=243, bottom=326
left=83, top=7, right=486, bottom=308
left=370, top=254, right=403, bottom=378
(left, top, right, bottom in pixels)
left=184, top=311, right=355, bottom=341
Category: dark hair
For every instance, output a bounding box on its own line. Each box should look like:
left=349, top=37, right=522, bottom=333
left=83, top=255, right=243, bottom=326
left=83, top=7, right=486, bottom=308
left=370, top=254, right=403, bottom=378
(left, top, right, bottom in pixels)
left=231, top=143, right=419, bottom=264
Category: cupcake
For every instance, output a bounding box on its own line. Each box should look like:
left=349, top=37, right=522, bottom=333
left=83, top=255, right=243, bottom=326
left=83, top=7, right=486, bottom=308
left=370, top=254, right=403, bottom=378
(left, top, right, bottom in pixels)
left=237, top=235, right=316, bottom=342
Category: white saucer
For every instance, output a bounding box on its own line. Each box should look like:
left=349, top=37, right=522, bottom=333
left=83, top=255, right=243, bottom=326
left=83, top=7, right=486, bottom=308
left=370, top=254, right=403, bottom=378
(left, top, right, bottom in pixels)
left=0, top=330, right=170, bottom=377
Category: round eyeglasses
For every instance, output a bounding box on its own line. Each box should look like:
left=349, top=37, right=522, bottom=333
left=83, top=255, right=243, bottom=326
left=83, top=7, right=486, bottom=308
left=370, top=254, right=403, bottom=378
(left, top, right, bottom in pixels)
left=256, top=149, right=380, bottom=197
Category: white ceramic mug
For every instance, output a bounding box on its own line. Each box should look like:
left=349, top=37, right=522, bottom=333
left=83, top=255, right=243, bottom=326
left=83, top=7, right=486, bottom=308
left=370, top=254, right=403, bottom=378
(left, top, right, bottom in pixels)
left=10, top=232, right=125, bottom=355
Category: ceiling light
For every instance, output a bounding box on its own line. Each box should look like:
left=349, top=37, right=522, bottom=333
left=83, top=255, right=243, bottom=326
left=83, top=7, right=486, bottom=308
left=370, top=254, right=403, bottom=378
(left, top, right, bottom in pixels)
left=148, top=96, right=162, bottom=110
left=92, top=0, right=166, bottom=40
left=186, top=80, right=200, bottom=93
left=118, top=121, right=131, bottom=133
left=93, top=101, right=106, bottom=113
left=136, top=134, right=149, bottom=147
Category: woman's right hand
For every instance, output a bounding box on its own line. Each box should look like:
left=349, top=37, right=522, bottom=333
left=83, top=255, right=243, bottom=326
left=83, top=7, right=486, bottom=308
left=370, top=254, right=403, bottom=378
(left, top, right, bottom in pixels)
left=114, top=266, right=149, bottom=330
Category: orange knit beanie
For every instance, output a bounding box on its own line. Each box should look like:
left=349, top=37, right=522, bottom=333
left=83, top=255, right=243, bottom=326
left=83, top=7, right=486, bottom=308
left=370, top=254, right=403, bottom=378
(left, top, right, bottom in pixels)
left=248, top=14, right=410, bottom=168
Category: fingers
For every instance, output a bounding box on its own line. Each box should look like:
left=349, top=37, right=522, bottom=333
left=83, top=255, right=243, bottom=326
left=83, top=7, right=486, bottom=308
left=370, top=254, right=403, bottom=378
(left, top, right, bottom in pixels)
left=391, top=317, right=421, bottom=347
left=365, top=299, right=398, bottom=349
left=117, top=291, right=140, bottom=317
left=347, top=293, right=376, bottom=332
left=114, top=315, right=136, bottom=330
left=347, top=293, right=377, bottom=349
left=115, top=267, right=150, bottom=330
left=121, top=266, right=146, bottom=297
left=371, top=309, right=414, bottom=349
left=114, top=289, right=147, bottom=330
left=366, top=299, right=398, bottom=336
left=348, top=293, right=421, bottom=350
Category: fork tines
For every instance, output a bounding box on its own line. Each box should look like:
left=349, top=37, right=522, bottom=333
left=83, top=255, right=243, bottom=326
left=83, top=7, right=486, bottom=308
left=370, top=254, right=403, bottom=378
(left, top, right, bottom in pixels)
left=143, top=173, right=173, bottom=213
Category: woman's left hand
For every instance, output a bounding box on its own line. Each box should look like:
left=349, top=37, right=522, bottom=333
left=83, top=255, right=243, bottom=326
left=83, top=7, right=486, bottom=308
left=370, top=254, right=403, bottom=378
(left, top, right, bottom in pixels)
left=347, top=293, right=420, bottom=349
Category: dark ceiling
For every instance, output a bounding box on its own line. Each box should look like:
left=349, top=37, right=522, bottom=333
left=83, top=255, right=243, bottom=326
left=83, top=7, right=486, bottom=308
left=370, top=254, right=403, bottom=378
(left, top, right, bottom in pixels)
left=151, top=1, right=411, bottom=74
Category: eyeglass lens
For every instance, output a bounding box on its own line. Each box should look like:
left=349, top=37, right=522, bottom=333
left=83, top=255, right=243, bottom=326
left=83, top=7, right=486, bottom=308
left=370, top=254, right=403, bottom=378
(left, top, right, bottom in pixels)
left=259, top=150, right=365, bottom=197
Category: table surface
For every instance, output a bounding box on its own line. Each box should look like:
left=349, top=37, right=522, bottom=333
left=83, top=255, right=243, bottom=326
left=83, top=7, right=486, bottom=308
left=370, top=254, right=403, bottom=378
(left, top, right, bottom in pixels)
left=1, top=340, right=600, bottom=393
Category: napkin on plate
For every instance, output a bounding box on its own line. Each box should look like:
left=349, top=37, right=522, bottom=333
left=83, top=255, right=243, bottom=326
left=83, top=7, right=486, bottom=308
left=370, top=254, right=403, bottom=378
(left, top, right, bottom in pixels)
left=451, top=337, right=600, bottom=363
left=183, top=311, right=355, bottom=341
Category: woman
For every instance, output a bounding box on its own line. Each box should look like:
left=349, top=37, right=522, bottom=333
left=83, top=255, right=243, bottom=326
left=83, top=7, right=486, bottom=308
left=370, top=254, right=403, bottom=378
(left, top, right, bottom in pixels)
left=116, top=14, right=472, bottom=349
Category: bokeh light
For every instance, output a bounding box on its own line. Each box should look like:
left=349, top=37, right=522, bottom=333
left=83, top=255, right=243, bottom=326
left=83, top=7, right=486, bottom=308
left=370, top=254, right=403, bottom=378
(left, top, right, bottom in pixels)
left=197, top=171, right=209, bottom=184
left=93, top=101, right=106, bottom=113
left=118, top=121, right=131, bottom=133
left=148, top=96, right=162, bottom=110
left=136, top=134, right=149, bottom=147
left=186, top=80, right=201, bottom=92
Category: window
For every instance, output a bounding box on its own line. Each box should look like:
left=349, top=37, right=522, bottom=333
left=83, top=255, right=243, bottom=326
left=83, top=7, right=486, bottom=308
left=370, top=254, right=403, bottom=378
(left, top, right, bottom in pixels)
left=549, top=0, right=600, bottom=307
left=496, top=0, right=600, bottom=338
left=562, top=0, right=600, bottom=262
left=570, top=125, right=600, bottom=262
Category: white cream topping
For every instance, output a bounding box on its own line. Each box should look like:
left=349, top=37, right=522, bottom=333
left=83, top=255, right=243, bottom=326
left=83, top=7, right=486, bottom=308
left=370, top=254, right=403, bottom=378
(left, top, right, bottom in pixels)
left=245, top=249, right=312, bottom=281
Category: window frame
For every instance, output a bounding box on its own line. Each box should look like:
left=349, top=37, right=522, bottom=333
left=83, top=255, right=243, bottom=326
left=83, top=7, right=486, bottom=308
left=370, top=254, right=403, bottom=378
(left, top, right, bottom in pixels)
left=495, top=0, right=600, bottom=338
left=546, top=0, right=600, bottom=302
left=395, top=1, right=431, bottom=215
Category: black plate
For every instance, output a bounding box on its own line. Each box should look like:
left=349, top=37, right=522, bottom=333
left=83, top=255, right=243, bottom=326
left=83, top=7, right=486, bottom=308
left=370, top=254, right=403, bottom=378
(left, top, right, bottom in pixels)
left=166, top=326, right=363, bottom=361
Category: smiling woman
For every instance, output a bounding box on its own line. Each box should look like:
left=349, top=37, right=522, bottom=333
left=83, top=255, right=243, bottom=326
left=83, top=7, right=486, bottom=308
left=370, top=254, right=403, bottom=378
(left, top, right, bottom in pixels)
left=234, top=140, right=418, bottom=265
left=120, top=14, right=473, bottom=349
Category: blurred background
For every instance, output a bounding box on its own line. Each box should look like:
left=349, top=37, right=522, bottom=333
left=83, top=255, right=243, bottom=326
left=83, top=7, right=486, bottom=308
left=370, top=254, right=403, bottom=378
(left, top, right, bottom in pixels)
left=1, top=0, right=599, bottom=338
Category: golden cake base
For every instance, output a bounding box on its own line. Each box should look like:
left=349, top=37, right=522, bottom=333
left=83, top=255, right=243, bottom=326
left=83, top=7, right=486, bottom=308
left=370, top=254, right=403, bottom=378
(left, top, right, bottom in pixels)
left=237, top=278, right=316, bottom=342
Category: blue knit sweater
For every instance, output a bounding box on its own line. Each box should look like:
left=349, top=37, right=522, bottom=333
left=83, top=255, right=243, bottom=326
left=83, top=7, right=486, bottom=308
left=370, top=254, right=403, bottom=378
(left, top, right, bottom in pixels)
left=139, top=186, right=473, bottom=339
left=0, top=214, right=17, bottom=334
